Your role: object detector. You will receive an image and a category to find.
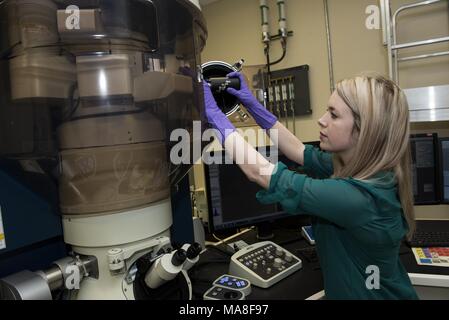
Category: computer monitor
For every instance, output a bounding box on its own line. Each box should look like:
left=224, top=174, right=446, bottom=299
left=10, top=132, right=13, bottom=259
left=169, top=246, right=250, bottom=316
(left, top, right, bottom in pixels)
left=410, top=133, right=440, bottom=205
left=204, top=146, right=297, bottom=239
left=439, top=138, right=449, bottom=204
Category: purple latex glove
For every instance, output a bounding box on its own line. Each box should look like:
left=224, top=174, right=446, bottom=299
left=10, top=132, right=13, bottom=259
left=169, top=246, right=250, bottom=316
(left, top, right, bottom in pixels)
left=226, top=72, right=278, bottom=130
left=203, top=81, right=236, bottom=145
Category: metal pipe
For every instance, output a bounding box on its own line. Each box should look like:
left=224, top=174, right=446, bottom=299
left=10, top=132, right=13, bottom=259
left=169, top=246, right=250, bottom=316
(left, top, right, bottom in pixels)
left=42, top=255, right=98, bottom=293
left=398, top=50, right=449, bottom=62
left=384, top=0, right=395, bottom=80
left=391, top=0, right=447, bottom=82
left=394, top=0, right=443, bottom=20
left=323, top=0, right=335, bottom=93
left=260, top=0, right=271, bottom=44
left=260, top=0, right=272, bottom=105
left=392, top=36, right=449, bottom=50
left=393, top=0, right=444, bottom=45
left=42, top=266, right=64, bottom=291
left=268, top=0, right=289, bottom=66
left=277, top=0, right=288, bottom=38
left=390, top=0, right=399, bottom=81
left=380, top=0, right=388, bottom=45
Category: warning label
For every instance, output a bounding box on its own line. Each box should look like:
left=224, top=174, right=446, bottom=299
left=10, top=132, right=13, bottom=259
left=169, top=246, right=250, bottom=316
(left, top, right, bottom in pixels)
left=0, top=206, right=6, bottom=250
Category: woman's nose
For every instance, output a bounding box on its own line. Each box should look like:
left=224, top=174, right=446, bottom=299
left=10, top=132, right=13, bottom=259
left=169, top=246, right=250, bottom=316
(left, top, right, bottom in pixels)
left=318, top=116, right=326, bottom=128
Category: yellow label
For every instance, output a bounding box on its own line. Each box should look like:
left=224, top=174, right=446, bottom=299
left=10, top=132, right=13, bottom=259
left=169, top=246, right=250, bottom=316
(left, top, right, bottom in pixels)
left=0, top=206, right=6, bottom=250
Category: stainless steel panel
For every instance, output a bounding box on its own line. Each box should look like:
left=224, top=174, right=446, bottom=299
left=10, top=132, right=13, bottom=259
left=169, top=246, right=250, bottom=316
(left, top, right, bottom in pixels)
left=404, top=85, right=449, bottom=122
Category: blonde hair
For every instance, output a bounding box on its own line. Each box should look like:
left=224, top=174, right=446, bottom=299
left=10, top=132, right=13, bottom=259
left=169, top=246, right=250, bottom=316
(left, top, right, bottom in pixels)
left=334, top=73, right=415, bottom=239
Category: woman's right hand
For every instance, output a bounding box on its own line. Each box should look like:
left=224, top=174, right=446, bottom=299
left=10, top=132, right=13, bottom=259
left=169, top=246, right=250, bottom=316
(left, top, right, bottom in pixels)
left=226, top=72, right=260, bottom=108
left=226, top=72, right=278, bottom=130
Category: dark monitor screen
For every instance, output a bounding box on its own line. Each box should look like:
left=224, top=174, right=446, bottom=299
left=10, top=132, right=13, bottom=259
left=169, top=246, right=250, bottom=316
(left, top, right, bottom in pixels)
left=410, top=133, right=439, bottom=204
left=204, top=146, right=293, bottom=233
left=440, top=138, right=449, bottom=204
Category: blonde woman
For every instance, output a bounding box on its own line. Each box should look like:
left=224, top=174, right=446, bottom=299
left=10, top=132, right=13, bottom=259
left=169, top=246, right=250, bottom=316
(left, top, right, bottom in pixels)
left=203, top=72, right=418, bottom=300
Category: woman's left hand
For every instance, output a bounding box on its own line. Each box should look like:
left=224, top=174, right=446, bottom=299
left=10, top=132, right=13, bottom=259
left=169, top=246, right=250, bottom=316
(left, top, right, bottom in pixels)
left=203, top=81, right=236, bottom=144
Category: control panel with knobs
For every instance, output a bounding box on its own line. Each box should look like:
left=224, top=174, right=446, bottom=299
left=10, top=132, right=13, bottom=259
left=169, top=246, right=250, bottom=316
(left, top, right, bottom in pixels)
left=228, top=241, right=302, bottom=288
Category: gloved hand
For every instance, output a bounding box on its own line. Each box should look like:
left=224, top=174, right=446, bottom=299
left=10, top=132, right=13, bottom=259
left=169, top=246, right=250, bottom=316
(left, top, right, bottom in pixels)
left=203, top=81, right=236, bottom=145
left=226, top=72, right=278, bottom=130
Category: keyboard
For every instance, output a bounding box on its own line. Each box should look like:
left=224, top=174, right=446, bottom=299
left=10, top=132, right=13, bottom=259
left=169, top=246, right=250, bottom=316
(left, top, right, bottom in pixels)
left=228, top=241, right=302, bottom=288
left=407, top=231, right=449, bottom=247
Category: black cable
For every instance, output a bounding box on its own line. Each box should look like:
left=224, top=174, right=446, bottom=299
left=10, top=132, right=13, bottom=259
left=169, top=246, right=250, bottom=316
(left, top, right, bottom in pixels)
left=62, top=83, right=80, bottom=121
left=188, top=259, right=229, bottom=283
left=265, top=43, right=272, bottom=76
left=0, top=42, right=19, bottom=59
left=193, top=289, right=208, bottom=300
left=277, top=236, right=304, bottom=247
left=205, top=244, right=233, bottom=257
left=189, top=259, right=230, bottom=300
left=191, top=258, right=230, bottom=270
left=265, top=43, right=272, bottom=106
left=190, top=278, right=217, bottom=284
left=264, top=39, right=287, bottom=107
left=269, top=42, right=287, bottom=66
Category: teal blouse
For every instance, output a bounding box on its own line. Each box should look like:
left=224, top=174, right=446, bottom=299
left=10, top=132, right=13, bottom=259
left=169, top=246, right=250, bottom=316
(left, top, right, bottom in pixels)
left=256, top=145, right=418, bottom=300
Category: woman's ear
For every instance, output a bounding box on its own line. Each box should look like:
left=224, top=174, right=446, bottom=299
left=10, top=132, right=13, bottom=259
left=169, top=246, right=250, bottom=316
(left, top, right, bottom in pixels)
left=351, top=127, right=360, bottom=147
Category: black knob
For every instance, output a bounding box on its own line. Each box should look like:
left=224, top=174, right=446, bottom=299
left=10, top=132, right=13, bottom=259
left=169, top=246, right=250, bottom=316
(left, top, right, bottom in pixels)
left=186, top=243, right=202, bottom=259
left=171, top=249, right=187, bottom=267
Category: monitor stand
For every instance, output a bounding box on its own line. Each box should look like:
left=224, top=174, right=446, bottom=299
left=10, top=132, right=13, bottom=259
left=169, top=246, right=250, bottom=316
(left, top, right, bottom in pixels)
left=256, top=222, right=274, bottom=240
